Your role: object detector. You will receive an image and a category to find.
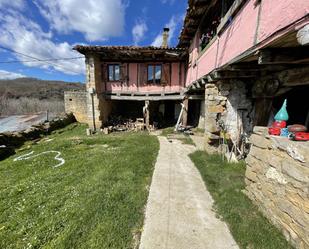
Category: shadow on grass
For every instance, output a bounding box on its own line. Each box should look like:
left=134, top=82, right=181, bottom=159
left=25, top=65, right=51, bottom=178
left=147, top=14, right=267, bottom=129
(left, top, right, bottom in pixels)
left=189, top=151, right=294, bottom=249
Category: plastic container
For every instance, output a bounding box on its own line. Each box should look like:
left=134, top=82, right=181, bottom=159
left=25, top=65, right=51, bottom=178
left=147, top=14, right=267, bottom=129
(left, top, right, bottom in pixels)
left=274, top=99, right=289, bottom=121
left=268, top=127, right=281, bottom=136
left=280, top=128, right=289, bottom=137
left=272, top=121, right=286, bottom=128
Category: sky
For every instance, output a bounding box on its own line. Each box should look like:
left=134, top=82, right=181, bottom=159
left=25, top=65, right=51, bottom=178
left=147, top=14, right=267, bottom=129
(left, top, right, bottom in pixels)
left=0, top=0, right=187, bottom=83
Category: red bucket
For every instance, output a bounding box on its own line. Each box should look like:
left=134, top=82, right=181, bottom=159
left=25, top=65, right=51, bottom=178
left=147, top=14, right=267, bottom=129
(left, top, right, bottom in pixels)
left=268, top=127, right=281, bottom=136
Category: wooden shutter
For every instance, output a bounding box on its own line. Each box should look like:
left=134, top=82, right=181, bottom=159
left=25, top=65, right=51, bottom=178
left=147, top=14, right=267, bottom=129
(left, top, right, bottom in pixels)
left=138, top=63, right=147, bottom=86
left=120, top=63, right=128, bottom=85
left=101, top=63, right=107, bottom=82
left=161, top=63, right=170, bottom=86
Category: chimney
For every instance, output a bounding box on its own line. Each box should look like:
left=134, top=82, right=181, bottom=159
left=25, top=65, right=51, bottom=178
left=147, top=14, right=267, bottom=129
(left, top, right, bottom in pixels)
left=161, top=28, right=169, bottom=48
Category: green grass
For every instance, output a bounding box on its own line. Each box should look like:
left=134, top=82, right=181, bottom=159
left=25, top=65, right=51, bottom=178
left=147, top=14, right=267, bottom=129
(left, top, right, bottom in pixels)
left=160, top=127, right=195, bottom=145
left=189, top=151, right=294, bottom=249
left=0, top=124, right=159, bottom=249
left=176, top=136, right=195, bottom=145
left=160, top=126, right=175, bottom=137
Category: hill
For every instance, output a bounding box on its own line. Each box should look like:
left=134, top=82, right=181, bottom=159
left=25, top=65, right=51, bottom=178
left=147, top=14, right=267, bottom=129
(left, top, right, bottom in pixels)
left=0, top=77, right=85, bottom=100
left=0, top=78, right=85, bottom=116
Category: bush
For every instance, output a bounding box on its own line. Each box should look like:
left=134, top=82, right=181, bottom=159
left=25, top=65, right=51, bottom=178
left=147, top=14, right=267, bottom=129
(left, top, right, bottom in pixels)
left=0, top=96, right=64, bottom=116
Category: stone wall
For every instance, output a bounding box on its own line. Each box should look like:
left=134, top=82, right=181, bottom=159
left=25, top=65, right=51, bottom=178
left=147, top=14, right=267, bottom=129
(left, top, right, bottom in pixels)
left=64, top=91, right=87, bottom=123
left=204, top=80, right=254, bottom=146
left=0, top=113, right=76, bottom=160
left=245, top=126, right=309, bottom=249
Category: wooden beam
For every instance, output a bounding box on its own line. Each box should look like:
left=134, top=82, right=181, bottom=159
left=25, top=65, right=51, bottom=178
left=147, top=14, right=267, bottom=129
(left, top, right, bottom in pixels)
left=195, top=81, right=201, bottom=88
left=278, top=66, right=309, bottom=86
left=188, top=95, right=204, bottom=100
left=104, top=95, right=183, bottom=101
left=201, top=77, right=207, bottom=85
left=258, top=48, right=309, bottom=65
left=227, top=63, right=289, bottom=72
left=211, top=70, right=258, bottom=79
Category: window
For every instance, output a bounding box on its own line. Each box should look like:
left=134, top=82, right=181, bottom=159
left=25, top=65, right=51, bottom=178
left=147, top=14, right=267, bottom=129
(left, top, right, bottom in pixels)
left=147, top=65, right=161, bottom=84
left=108, top=64, right=120, bottom=81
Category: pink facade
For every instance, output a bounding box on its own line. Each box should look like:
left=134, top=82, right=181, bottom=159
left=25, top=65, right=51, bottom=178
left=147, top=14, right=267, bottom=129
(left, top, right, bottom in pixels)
left=103, top=62, right=185, bottom=93
left=186, top=0, right=309, bottom=86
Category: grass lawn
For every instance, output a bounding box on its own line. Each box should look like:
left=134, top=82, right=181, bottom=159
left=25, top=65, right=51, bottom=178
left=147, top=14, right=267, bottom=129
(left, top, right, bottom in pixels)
left=0, top=124, right=159, bottom=249
left=190, top=151, right=294, bottom=249
left=160, top=126, right=195, bottom=145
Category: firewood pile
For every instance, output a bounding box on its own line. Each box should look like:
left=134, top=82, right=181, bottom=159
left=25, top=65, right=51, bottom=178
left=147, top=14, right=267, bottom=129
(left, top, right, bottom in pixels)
left=103, top=116, right=148, bottom=133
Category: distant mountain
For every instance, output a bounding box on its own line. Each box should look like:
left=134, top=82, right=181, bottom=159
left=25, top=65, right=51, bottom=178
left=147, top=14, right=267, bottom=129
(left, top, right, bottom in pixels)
left=0, top=77, right=85, bottom=100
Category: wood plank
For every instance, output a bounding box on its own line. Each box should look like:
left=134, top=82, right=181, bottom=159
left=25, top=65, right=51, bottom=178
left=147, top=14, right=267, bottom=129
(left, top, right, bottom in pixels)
left=258, top=48, right=309, bottom=65
left=103, top=94, right=183, bottom=101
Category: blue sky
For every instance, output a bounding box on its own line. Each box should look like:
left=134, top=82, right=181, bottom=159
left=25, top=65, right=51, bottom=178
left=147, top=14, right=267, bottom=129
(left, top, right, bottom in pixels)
left=0, top=0, right=187, bottom=83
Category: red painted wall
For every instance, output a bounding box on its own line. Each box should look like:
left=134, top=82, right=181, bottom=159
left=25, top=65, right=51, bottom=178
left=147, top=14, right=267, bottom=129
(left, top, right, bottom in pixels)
left=186, top=0, right=309, bottom=86
left=103, top=62, right=185, bottom=93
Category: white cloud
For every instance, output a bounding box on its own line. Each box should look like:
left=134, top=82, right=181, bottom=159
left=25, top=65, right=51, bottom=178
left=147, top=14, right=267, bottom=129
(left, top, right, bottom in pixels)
left=0, top=70, right=26, bottom=79
left=0, top=11, right=84, bottom=75
left=132, top=20, right=148, bottom=45
left=151, top=15, right=181, bottom=47
left=34, top=0, right=126, bottom=41
left=0, top=0, right=25, bottom=10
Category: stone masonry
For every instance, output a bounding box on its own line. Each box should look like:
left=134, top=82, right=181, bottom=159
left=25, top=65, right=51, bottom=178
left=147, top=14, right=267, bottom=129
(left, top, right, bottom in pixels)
left=85, top=55, right=112, bottom=130
left=204, top=80, right=254, bottom=148
left=64, top=91, right=87, bottom=123
left=245, top=126, right=309, bottom=249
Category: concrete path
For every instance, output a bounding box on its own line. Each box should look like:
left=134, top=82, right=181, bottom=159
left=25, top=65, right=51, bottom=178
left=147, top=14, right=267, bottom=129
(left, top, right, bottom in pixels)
left=139, top=137, right=239, bottom=249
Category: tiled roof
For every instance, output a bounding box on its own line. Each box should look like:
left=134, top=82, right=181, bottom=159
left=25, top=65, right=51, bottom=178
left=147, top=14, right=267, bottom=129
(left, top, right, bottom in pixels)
left=178, top=0, right=210, bottom=47
left=74, top=45, right=186, bottom=53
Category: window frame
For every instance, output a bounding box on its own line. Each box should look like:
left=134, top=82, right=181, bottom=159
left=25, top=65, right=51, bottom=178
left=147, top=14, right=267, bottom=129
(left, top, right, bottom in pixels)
left=107, top=64, right=120, bottom=82
left=147, top=64, right=162, bottom=84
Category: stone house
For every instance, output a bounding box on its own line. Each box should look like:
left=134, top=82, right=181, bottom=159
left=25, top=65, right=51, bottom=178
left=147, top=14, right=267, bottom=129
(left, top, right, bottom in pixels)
left=66, top=29, right=205, bottom=130
left=178, top=0, right=309, bottom=248
left=65, top=1, right=309, bottom=246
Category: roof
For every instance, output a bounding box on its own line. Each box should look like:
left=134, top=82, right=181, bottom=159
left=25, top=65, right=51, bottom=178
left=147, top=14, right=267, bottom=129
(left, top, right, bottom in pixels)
left=178, top=0, right=211, bottom=48
left=74, top=45, right=186, bottom=53
left=73, top=45, right=187, bottom=61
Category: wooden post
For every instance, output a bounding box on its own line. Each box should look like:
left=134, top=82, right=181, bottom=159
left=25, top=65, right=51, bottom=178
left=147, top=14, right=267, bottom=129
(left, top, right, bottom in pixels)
left=253, top=98, right=273, bottom=126
left=182, top=98, right=189, bottom=126
left=145, top=100, right=150, bottom=130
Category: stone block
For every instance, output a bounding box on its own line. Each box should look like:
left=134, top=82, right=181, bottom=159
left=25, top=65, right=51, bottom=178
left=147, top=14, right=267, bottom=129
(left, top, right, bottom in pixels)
left=214, top=95, right=227, bottom=101
left=267, top=153, right=284, bottom=170
left=208, top=105, right=225, bottom=113
left=250, top=133, right=271, bottom=149
left=265, top=167, right=287, bottom=184
left=245, top=169, right=258, bottom=182
left=246, top=155, right=264, bottom=173
left=253, top=126, right=268, bottom=136
left=206, top=88, right=219, bottom=95
left=249, top=145, right=268, bottom=161
left=278, top=200, right=308, bottom=227
left=282, top=159, right=309, bottom=183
